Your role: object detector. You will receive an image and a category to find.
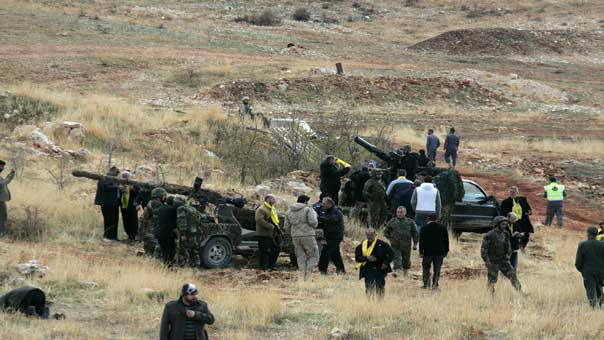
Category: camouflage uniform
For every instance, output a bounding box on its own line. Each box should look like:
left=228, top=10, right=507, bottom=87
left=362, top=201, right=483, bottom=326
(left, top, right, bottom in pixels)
left=176, top=204, right=204, bottom=266
left=383, top=216, right=418, bottom=271
left=141, top=198, right=164, bottom=256
left=481, top=227, right=522, bottom=293
left=363, top=175, right=387, bottom=229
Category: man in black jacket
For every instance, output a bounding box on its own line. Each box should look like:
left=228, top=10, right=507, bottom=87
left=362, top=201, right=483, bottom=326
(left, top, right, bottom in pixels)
left=575, top=226, right=604, bottom=308
left=355, top=228, right=394, bottom=298
left=319, top=155, right=350, bottom=205
left=318, top=197, right=346, bottom=274
left=94, top=166, right=121, bottom=240
left=160, top=283, right=215, bottom=340
left=419, top=214, right=449, bottom=289
left=500, top=186, right=534, bottom=249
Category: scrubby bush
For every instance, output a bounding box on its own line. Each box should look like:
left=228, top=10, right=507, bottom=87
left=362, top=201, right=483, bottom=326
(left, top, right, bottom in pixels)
left=292, top=8, right=311, bottom=21
left=235, top=10, right=281, bottom=26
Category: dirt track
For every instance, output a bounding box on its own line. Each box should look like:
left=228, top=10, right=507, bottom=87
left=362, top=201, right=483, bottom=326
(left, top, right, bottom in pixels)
left=465, top=172, right=600, bottom=231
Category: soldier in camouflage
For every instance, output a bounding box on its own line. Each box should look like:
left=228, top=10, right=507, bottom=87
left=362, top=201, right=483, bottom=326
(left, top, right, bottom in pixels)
left=481, top=216, right=522, bottom=294
left=383, top=206, right=418, bottom=276
left=176, top=202, right=205, bottom=266
left=363, top=170, right=388, bottom=229
left=141, top=187, right=166, bottom=256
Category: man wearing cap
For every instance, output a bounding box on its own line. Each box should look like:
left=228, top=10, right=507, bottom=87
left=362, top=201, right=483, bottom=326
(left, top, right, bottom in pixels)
left=239, top=96, right=253, bottom=118
left=0, top=160, right=15, bottom=235
left=319, top=155, right=350, bottom=206
left=481, top=216, right=522, bottom=294
left=141, top=187, right=167, bottom=255
left=160, top=283, right=214, bottom=340
left=575, top=226, right=604, bottom=308
left=544, top=176, right=566, bottom=228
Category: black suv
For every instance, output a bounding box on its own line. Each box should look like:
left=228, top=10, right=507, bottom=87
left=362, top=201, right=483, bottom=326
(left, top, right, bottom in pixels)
left=450, top=179, right=498, bottom=237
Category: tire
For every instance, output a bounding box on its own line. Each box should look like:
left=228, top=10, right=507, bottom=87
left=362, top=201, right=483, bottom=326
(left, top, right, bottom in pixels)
left=201, top=237, right=233, bottom=269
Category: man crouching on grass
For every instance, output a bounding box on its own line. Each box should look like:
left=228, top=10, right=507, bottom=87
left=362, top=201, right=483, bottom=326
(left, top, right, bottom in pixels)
left=160, top=283, right=214, bottom=340
left=355, top=228, right=394, bottom=298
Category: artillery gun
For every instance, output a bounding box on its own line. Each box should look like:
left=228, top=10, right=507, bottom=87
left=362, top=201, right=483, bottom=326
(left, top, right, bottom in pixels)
left=352, top=136, right=466, bottom=228
left=72, top=170, right=297, bottom=268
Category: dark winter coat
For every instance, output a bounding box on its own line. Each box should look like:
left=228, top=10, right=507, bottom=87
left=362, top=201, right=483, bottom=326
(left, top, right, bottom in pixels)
left=318, top=207, right=344, bottom=242
left=349, top=169, right=370, bottom=202
left=388, top=181, right=415, bottom=214
left=0, top=286, right=45, bottom=312
left=355, top=239, right=394, bottom=279
left=160, top=298, right=215, bottom=340
left=419, top=222, right=449, bottom=257
left=417, top=154, right=430, bottom=167
left=319, top=160, right=350, bottom=196
left=94, top=178, right=120, bottom=206
left=500, top=196, right=534, bottom=233
left=157, top=205, right=178, bottom=241
left=575, top=239, right=604, bottom=274
left=400, top=153, right=419, bottom=180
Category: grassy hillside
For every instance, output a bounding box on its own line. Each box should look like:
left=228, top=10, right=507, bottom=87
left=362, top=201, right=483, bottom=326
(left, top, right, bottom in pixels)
left=1, top=1, right=604, bottom=339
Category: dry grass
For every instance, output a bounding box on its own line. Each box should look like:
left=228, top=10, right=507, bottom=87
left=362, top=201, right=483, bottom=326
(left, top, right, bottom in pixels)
left=468, top=138, right=604, bottom=158
left=1, top=227, right=597, bottom=339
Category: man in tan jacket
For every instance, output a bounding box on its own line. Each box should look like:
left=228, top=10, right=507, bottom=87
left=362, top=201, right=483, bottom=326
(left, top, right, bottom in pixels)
left=0, top=160, right=15, bottom=236
left=284, top=195, right=319, bottom=280
left=255, top=194, right=280, bottom=271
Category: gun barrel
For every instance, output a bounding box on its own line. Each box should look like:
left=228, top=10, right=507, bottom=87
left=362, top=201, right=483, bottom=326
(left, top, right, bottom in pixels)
left=353, top=136, right=392, bottom=163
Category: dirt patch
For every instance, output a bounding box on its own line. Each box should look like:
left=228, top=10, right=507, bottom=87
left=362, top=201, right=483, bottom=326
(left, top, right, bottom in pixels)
left=208, top=75, right=509, bottom=106
left=409, top=28, right=604, bottom=56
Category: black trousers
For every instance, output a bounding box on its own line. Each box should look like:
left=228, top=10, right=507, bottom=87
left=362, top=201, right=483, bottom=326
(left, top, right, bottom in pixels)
left=582, top=271, right=604, bottom=308
left=101, top=204, right=119, bottom=240
left=318, top=239, right=345, bottom=274
left=364, top=267, right=387, bottom=298
left=158, top=237, right=176, bottom=264
left=257, top=236, right=279, bottom=270
left=422, top=255, right=444, bottom=288
left=121, top=206, right=139, bottom=240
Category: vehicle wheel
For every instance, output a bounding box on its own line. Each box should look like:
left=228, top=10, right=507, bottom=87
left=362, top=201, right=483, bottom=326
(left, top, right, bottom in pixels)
left=201, top=237, right=233, bottom=269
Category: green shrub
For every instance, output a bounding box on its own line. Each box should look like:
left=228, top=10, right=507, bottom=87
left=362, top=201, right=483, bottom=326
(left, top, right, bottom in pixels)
left=292, top=8, right=311, bottom=21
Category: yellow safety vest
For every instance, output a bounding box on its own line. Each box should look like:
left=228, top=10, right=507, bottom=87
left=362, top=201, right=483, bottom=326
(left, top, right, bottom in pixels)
left=544, top=183, right=565, bottom=201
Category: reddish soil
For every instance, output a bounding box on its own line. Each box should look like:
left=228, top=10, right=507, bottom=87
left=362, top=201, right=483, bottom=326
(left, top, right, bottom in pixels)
left=463, top=172, right=601, bottom=231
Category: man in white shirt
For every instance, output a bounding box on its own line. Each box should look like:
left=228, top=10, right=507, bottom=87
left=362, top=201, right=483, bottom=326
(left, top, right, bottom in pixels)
left=411, top=176, right=441, bottom=232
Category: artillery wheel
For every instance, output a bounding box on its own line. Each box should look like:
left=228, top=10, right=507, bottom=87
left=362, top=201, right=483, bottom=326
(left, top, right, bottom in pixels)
left=201, top=237, right=233, bottom=268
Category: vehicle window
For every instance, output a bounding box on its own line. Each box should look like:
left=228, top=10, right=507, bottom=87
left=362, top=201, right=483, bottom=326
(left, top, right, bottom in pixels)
left=463, top=182, right=486, bottom=202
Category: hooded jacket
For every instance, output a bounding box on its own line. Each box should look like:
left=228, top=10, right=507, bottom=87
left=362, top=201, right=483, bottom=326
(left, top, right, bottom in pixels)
left=284, top=203, right=318, bottom=238
left=411, top=183, right=442, bottom=215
